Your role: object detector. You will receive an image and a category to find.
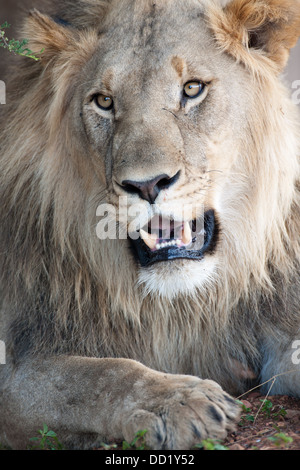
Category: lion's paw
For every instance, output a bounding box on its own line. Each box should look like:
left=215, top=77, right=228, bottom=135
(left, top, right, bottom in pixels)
left=122, top=375, right=240, bottom=450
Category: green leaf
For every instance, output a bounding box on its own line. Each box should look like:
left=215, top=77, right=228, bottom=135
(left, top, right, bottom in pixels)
left=268, top=433, right=293, bottom=448
left=0, top=21, right=43, bottom=60
left=42, top=423, right=49, bottom=434
left=245, top=414, right=255, bottom=422
left=194, top=438, right=228, bottom=450
left=122, top=440, right=130, bottom=450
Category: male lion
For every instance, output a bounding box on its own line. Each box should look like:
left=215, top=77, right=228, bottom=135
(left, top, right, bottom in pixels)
left=0, top=0, right=300, bottom=450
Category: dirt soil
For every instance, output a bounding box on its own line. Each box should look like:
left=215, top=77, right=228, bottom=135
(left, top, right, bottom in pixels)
left=224, top=392, right=300, bottom=450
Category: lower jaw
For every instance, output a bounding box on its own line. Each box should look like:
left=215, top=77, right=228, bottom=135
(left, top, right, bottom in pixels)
left=130, top=210, right=218, bottom=268
left=137, top=255, right=218, bottom=300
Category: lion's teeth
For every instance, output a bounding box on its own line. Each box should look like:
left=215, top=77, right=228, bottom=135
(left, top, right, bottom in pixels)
left=140, top=229, right=157, bottom=250
left=141, top=222, right=192, bottom=251
left=182, top=221, right=192, bottom=245
left=155, top=240, right=178, bottom=250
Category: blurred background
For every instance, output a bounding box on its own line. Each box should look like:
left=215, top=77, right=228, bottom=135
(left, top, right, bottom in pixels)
left=0, top=0, right=299, bottom=105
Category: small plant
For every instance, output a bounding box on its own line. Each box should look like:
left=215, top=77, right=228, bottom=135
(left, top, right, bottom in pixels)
left=237, top=400, right=255, bottom=426
left=29, top=423, right=63, bottom=450
left=0, top=21, right=43, bottom=60
left=99, top=441, right=119, bottom=450
left=260, top=398, right=273, bottom=418
left=194, top=439, right=228, bottom=450
left=272, top=407, right=287, bottom=420
left=239, top=413, right=255, bottom=426
left=122, top=429, right=148, bottom=450
left=268, top=432, right=293, bottom=449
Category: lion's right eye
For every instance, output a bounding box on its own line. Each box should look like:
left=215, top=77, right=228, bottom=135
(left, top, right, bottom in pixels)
left=94, top=94, right=114, bottom=111
left=183, top=81, right=205, bottom=99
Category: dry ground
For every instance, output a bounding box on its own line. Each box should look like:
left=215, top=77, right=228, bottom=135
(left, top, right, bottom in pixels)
left=224, top=392, right=300, bottom=450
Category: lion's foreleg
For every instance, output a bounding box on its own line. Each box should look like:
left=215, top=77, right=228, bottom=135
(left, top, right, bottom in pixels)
left=0, top=356, right=240, bottom=449
left=0, top=357, right=146, bottom=449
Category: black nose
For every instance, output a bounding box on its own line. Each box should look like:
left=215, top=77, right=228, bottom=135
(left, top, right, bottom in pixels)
left=121, top=171, right=180, bottom=204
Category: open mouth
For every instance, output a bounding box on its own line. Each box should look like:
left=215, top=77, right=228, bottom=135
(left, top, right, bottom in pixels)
left=130, top=209, right=218, bottom=267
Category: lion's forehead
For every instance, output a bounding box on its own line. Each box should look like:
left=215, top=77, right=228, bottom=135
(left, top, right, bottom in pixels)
left=94, top=0, right=216, bottom=75
left=100, top=0, right=206, bottom=38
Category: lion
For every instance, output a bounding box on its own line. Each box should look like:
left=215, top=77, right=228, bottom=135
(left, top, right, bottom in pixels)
left=0, top=0, right=300, bottom=450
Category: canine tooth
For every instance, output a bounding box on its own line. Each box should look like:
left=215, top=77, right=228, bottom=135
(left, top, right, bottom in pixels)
left=176, top=239, right=181, bottom=246
left=140, top=229, right=157, bottom=250
left=140, top=228, right=157, bottom=241
left=156, top=243, right=161, bottom=250
left=182, top=221, right=192, bottom=245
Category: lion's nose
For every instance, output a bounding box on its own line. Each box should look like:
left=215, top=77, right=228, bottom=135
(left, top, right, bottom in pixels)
left=121, top=171, right=180, bottom=204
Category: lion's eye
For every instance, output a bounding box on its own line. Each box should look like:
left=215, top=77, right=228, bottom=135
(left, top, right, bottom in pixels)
left=183, top=81, right=205, bottom=99
left=94, top=94, right=114, bottom=110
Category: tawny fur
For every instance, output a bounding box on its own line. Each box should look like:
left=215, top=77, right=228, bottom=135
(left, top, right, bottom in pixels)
left=0, top=0, right=299, bottom=449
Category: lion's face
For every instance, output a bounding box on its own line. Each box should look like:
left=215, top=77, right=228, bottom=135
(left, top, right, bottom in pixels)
left=22, top=0, right=300, bottom=300
left=78, top=0, right=256, bottom=297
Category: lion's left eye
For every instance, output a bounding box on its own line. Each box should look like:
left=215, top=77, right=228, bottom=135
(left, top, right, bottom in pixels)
left=94, top=94, right=114, bottom=110
left=183, top=81, right=205, bottom=99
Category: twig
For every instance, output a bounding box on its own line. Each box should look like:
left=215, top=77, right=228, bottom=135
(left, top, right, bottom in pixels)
left=228, top=428, right=275, bottom=447
left=253, top=376, right=276, bottom=423
left=0, top=22, right=43, bottom=61
left=236, top=369, right=298, bottom=400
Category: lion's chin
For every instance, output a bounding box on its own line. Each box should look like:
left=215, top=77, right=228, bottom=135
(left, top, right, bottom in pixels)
left=137, top=257, right=217, bottom=300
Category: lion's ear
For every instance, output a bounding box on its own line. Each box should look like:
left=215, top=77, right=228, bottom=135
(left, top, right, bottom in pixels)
left=24, top=9, right=75, bottom=64
left=209, top=0, right=300, bottom=73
